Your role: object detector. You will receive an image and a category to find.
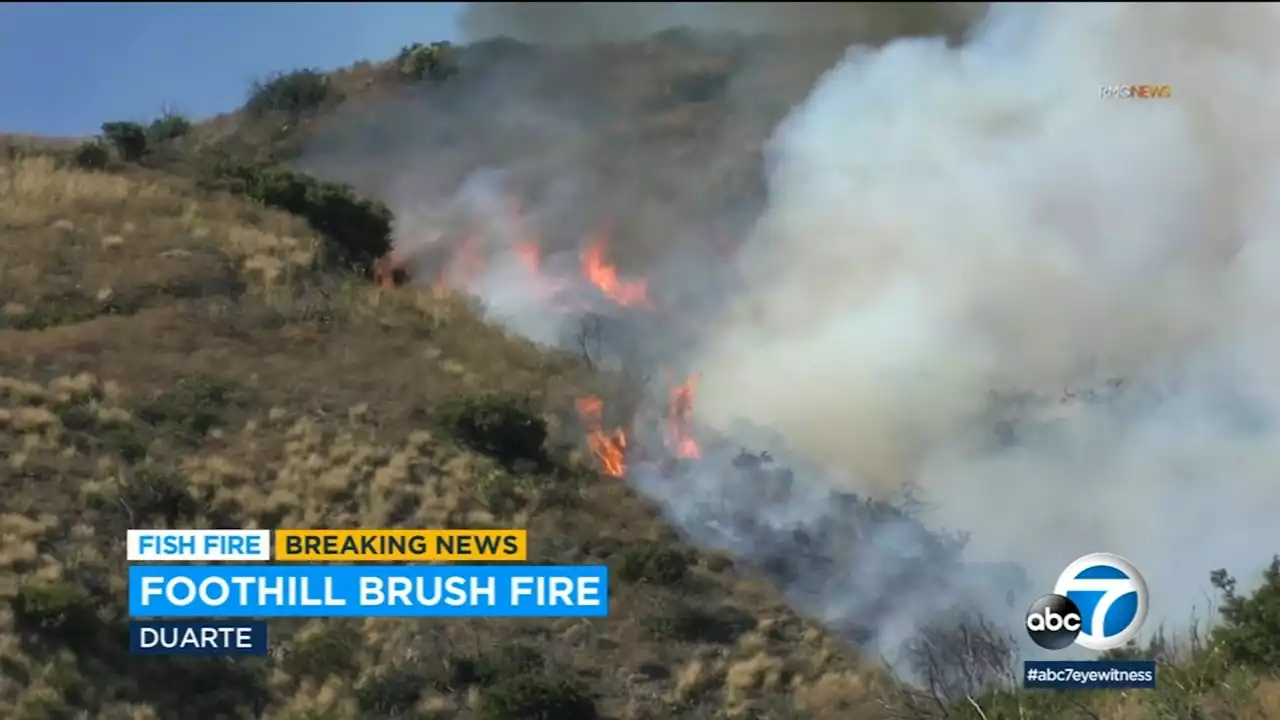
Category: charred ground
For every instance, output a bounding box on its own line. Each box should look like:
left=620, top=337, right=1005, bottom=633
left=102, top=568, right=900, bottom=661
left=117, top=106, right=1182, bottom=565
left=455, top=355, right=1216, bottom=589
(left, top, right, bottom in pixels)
left=2, top=25, right=1280, bottom=720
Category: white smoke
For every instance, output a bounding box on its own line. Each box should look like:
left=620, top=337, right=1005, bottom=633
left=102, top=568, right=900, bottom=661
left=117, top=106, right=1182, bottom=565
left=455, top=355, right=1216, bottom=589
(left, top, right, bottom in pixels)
left=691, top=1, right=1280, bottom=642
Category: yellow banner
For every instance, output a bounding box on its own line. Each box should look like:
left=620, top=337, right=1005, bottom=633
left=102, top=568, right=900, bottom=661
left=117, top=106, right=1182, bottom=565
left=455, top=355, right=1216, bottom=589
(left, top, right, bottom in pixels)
left=274, top=529, right=527, bottom=562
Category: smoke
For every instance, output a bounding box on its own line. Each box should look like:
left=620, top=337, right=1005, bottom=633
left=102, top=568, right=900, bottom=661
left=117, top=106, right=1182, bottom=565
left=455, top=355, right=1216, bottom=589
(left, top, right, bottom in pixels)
left=689, top=0, right=1280, bottom=652
left=460, top=2, right=984, bottom=46
left=300, top=1, right=1280, bottom=666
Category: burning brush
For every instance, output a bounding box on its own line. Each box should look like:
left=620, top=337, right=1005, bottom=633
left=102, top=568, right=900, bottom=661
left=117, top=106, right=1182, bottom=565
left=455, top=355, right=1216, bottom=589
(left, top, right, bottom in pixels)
left=572, top=378, right=1022, bottom=649
left=573, top=372, right=701, bottom=479
left=370, top=192, right=720, bottom=484
left=372, top=197, right=651, bottom=315
left=573, top=395, right=628, bottom=477
left=665, top=373, right=701, bottom=460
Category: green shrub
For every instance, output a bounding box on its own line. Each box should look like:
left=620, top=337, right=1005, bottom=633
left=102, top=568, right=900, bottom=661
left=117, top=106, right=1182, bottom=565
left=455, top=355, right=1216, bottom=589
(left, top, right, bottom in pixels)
left=245, top=69, right=333, bottom=118
left=641, top=597, right=752, bottom=644
left=54, top=403, right=98, bottom=433
left=237, top=166, right=391, bottom=269
left=101, top=121, right=149, bottom=161
left=356, top=662, right=426, bottom=716
left=472, top=644, right=544, bottom=686
left=134, top=373, right=244, bottom=446
left=397, top=41, right=460, bottom=81
left=190, top=145, right=242, bottom=187
left=1210, top=556, right=1280, bottom=671
left=132, top=656, right=270, bottom=720
left=284, top=622, right=362, bottom=681
left=479, top=674, right=597, bottom=720
left=439, top=392, right=548, bottom=468
left=96, top=424, right=151, bottom=464
left=617, top=541, right=689, bottom=586
left=148, top=112, right=193, bottom=142
left=470, top=469, right=530, bottom=519
left=70, top=140, right=110, bottom=170
left=669, top=70, right=729, bottom=104
left=119, top=469, right=200, bottom=525
left=50, top=394, right=155, bottom=465
left=13, top=580, right=94, bottom=635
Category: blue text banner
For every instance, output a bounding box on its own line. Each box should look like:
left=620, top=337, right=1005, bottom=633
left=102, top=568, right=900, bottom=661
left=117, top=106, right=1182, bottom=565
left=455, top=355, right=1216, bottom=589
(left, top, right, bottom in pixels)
left=129, top=564, right=610, bottom=618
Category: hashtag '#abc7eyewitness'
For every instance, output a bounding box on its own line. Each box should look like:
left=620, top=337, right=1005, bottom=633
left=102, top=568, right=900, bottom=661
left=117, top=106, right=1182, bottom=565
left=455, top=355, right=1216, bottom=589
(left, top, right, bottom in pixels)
left=1025, top=553, right=1149, bottom=652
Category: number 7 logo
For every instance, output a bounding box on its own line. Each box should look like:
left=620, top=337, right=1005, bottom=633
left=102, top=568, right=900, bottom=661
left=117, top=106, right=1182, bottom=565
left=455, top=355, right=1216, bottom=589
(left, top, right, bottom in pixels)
left=1053, top=553, right=1149, bottom=651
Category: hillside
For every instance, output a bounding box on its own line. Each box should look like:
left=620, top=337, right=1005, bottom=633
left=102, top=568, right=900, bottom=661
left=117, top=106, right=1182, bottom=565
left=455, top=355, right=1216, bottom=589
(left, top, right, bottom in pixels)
left=0, top=152, right=895, bottom=719
left=4, top=21, right=1280, bottom=720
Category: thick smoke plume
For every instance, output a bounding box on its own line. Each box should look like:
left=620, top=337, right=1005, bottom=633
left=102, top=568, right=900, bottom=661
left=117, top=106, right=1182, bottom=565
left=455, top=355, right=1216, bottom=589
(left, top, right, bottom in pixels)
left=460, top=2, right=983, bottom=46
left=301, top=2, right=1280, bottom=663
left=692, top=1, right=1280, bottom=650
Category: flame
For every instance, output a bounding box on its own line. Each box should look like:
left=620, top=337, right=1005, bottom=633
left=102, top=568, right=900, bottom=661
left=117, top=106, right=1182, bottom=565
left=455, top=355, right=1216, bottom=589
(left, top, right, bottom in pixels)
left=374, top=253, right=400, bottom=290
left=371, top=196, right=723, bottom=476
left=455, top=232, right=487, bottom=285
left=505, top=199, right=577, bottom=307
left=509, top=201, right=548, bottom=286
left=575, top=395, right=627, bottom=477
left=580, top=234, right=649, bottom=307
left=514, top=241, right=542, bottom=275
left=377, top=197, right=656, bottom=314
left=429, top=229, right=484, bottom=296
left=514, top=239, right=571, bottom=301
left=665, top=373, right=701, bottom=459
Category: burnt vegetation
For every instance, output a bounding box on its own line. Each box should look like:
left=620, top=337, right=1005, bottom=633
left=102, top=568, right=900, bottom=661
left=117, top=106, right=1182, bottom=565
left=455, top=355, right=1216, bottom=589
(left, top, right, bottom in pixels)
left=2, top=25, right=1279, bottom=720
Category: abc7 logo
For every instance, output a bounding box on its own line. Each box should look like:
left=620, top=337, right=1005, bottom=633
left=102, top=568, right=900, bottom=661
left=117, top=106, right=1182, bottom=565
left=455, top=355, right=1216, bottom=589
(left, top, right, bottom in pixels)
left=1025, top=594, right=1084, bottom=650
left=1026, top=552, right=1149, bottom=651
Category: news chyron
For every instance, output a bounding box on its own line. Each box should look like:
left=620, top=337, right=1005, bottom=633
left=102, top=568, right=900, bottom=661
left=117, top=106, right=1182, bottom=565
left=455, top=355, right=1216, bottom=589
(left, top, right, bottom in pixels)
left=1022, top=553, right=1156, bottom=691
left=126, top=528, right=608, bottom=657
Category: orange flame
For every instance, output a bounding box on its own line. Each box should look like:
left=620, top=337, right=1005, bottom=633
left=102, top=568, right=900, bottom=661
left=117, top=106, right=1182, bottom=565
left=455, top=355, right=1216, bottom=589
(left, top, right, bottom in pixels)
left=580, top=235, right=648, bottom=307
left=506, top=199, right=577, bottom=308
left=509, top=200, right=553, bottom=291
left=665, top=373, right=701, bottom=459
left=375, top=253, right=401, bottom=290
left=515, top=240, right=572, bottom=302
left=454, top=232, right=486, bottom=285
left=378, top=199, right=656, bottom=314
left=515, top=241, right=542, bottom=275
left=431, top=229, right=485, bottom=296
left=575, top=396, right=627, bottom=477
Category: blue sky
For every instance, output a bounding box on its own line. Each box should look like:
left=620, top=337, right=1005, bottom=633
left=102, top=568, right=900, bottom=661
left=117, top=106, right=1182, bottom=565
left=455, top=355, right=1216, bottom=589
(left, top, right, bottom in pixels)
left=0, top=2, right=465, bottom=136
